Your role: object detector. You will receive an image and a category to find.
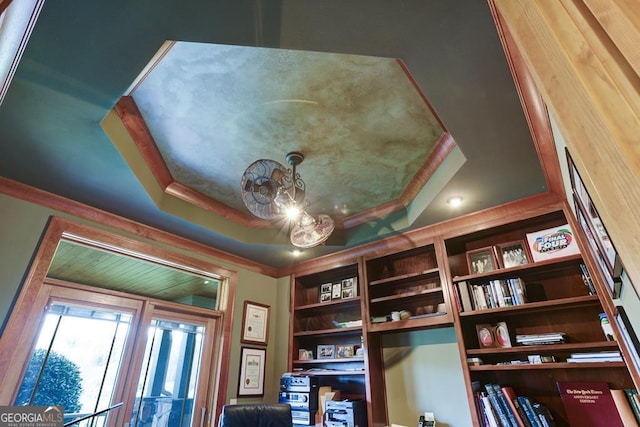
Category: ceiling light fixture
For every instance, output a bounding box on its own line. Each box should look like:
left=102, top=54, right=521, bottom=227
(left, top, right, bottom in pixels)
left=240, top=152, right=335, bottom=248
left=447, top=196, right=463, bottom=207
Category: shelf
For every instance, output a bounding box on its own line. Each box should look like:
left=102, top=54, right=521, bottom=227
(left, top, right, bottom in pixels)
left=294, top=357, right=365, bottom=364
left=469, top=361, right=628, bottom=371
left=291, top=368, right=366, bottom=376
left=368, top=268, right=439, bottom=286
left=466, top=341, right=619, bottom=356
left=453, top=254, right=582, bottom=282
left=458, top=295, right=600, bottom=318
left=368, top=312, right=452, bottom=332
left=295, top=297, right=361, bottom=312
left=369, top=287, right=443, bottom=304
left=293, top=326, right=363, bottom=337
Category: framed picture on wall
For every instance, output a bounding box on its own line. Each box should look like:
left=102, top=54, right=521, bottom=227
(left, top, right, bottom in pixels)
left=241, top=301, right=270, bottom=345
left=237, top=347, right=266, bottom=396
left=567, top=149, right=623, bottom=280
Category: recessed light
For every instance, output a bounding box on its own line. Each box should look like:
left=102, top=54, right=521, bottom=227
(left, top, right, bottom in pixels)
left=292, top=249, right=302, bottom=257
left=447, top=196, right=463, bottom=207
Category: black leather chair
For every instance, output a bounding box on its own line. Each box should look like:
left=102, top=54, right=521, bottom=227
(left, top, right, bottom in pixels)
left=217, top=403, right=293, bottom=427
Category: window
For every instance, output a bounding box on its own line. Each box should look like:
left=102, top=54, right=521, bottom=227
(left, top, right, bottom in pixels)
left=0, top=217, right=235, bottom=426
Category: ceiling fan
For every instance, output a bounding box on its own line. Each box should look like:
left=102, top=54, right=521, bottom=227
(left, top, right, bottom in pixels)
left=240, top=152, right=335, bottom=248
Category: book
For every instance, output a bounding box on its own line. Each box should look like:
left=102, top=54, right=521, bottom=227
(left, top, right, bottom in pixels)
left=611, top=389, right=640, bottom=426
left=456, top=280, right=473, bottom=312
left=624, top=389, right=640, bottom=424
left=579, top=263, right=597, bottom=295
left=491, top=384, right=519, bottom=427
left=484, top=383, right=513, bottom=427
left=517, top=396, right=542, bottom=427
left=500, top=386, right=527, bottom=427
left=531, top=400, right=556, bottom=427
left=566, top=350, right=623, bottom=363
left=481, top=394, right=500, bottom=427
left=557, top=381, right=625, bottom=426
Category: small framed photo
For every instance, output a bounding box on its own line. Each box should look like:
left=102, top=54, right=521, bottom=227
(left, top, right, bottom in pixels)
left=298, top=349, right=313, bottom=360
left=320, top=283, right=332, bottom=294
left=476, top=323, right=495, bottom=348
left=317, top=344, right=335, bottom=359
left=341, top=277, right=355, bottom=289
left=320, top=292, right=332, bottom=303
left=497, top=240, right=530, bottom=268
left=336, top=344, right=355, bottom=358
left=466, top=247, right=498, bottom=275
left=332, top=283, right=342, bottom=299
left=493, top=321, right=512, bottom=348
left=341, top=287, right=354, bottom=299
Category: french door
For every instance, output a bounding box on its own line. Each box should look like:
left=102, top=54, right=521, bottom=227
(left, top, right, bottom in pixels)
left=9, top=284, right=220, bottom=427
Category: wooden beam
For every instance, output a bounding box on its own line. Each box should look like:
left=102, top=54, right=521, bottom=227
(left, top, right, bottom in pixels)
left=492, top=0, right=640, bottom=293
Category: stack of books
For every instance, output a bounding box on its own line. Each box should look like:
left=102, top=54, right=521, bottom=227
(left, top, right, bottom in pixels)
left=516, top=332, right=566, bottom=346
left=566, top=351, right=623, bottom=363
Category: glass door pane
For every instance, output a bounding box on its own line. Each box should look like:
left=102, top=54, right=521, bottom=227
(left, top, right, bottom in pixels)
left=130, top=318, right=205, bottom=427
left=15, top=302, right=133, bottom=426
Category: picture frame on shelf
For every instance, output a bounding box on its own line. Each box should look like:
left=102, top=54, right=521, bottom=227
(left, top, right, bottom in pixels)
left=336, top=344, right=355, bottom=358
left=341, top=287, right=355, bottom=299
left=331, top=283, right=342, bottom=299
left=466, top=247, right=498, bottom=275
left=497, top=240, right=530, bottom=269
left=320, top=292, right=332, bottom=303
left=241, top=301, right=270, bottom=346
left=342, top=277, right=357, bottom=290
left=476, top=324, right=495, bottom=348
left=298, top=349, right=313, bottom=360
left=317, top=344, right=335, bottom=359
left=320, top=282, right=332, bottom=294
left=237, top=347, right=266, bottom=397
left=493, top=321, right=512, bottom=348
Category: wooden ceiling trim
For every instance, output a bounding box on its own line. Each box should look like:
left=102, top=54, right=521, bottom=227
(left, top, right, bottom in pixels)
left=400, top=131, right=456, bottom=206
left=165, top=181, right=270, bottom=228
left=489, top=1, right=564, bottom=196
left=115, top=96, right=174, bottom=190
left=0, top=177, right=278, bottom=277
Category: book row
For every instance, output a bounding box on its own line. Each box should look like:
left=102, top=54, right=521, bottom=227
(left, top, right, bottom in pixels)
left=475, top=381, right=640, bottom=427
left=454, top=278, right=527, bottom=312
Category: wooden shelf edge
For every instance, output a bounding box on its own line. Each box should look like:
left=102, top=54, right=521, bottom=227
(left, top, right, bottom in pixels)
left=369, top=287, right=443, bottom=304
left=368, top=312, right=453, bottom=333
left=466, top=341, right=619, bottom=355
left=469, top=361, right=627, bottom=371
left=293, top=357, right=365, bottom=364
left=293, top=326, right=363, bottom=337
left=290, top=369, right=366, bottom=376
left=368, top=268, right=440, bottom=286
left=458, top=295, right=600, bottom=317
left=452, top=253, right=583, bottom=282
left=295, top=297, right=361, bottom=312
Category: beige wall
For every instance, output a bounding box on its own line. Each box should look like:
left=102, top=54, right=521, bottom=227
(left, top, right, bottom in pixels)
left=382, top=328, right=471, bottom=427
